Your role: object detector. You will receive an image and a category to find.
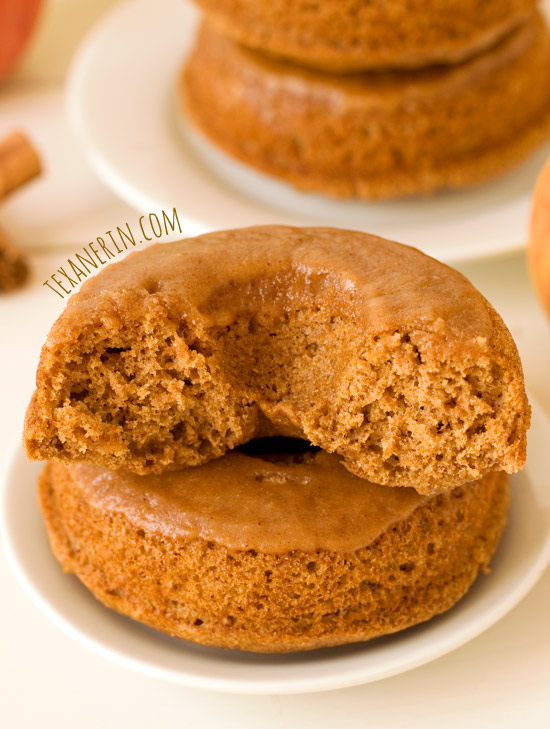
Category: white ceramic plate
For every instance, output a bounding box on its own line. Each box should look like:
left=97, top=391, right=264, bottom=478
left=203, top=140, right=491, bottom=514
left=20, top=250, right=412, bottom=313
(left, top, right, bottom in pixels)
left=66, top=0, right=550, bottom=263
left=2, top=398, right=550, bottom=695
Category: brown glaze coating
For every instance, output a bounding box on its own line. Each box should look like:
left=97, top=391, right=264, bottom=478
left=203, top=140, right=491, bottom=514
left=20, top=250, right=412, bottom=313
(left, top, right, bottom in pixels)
left=182, top=14, right=550, bottom=199
left=24, top=226, right=529, bottom=493
left=39, top=459, right=510, bottom=652
left=59, top=451, right=428, bottom=553
left=192, top=0, right=535, bottom=72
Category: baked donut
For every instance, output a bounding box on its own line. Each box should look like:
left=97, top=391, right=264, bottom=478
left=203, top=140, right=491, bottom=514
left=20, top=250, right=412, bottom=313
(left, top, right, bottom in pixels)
left=181, top=13, right=550, bottom=199
left=39, top=449, right=510, bottom=652
left=191, top=0, right=535, bottom=72
left=24, top=226, right=529, bottom=493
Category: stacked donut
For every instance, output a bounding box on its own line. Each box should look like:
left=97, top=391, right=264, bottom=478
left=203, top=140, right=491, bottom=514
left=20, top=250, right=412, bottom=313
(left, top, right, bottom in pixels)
left=180, top=0, right=550, bottom=199
left=24, top=226, right=530, bottom=652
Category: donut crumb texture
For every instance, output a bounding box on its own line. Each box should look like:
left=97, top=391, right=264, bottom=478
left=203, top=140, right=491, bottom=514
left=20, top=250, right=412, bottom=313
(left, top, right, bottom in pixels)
left=24, top=296, right=527, bottom=493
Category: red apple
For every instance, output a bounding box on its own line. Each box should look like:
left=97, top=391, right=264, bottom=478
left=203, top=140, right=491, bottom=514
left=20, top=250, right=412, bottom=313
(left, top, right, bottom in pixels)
left=0, top=0, right=42, bottom=82
left=529, top=157, right=550, bottom=320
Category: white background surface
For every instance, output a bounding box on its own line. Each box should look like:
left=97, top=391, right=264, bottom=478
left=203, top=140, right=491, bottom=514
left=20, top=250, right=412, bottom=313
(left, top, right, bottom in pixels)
left=0, top=1, right=549, bottom=726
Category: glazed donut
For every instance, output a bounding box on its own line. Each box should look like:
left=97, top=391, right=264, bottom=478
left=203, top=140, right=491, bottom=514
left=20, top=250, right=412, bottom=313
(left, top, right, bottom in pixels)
left=24, top=226, right=529, bottom=494
left=181, top=13, right=550, bottom=199
left=39, top=448, right=509, bottom=652
left=191, top=0, right=535, bottom=72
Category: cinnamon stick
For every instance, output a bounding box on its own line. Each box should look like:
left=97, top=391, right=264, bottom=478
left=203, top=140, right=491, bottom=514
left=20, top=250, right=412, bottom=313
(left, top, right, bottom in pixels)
left=0, top=229, right=29, bottom=292
left=0, top=131, right=41, bottom=201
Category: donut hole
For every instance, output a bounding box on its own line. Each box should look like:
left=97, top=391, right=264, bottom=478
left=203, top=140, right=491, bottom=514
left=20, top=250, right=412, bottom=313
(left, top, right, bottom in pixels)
left=237, top=436, right=320, bottom=464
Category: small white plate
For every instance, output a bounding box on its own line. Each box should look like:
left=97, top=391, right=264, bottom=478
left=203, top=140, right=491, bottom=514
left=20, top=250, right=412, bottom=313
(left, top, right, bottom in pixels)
left=66, top=0, right=550, bottom=263
left=2, top=399, right=550, bottom=695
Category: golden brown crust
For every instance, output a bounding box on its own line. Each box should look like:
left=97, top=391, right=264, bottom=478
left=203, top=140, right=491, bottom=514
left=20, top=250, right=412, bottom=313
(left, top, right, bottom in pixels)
left=192, top=0, right=535, bottom=72
left=23, top=226, right=529, bottom=492
left=39, top=461, right=509, bottom=652
left=182, top=14, right=550, bottom=199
